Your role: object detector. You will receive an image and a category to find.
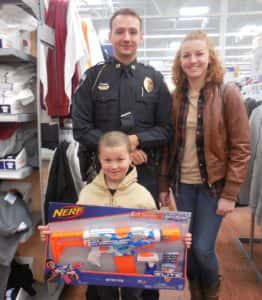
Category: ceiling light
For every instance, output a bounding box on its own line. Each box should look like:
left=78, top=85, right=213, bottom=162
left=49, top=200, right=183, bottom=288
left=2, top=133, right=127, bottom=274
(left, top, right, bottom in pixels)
left=226, top=55, right=252, bottom=59
left=224, top=45, right=252, bottom=49
left=239, top=25, right=262, bottom=38
left=169, top=41, right=180, bottom=49
left=225, top=62, right=251, bottom=65
left=201, top=17, right=208, bottom=29
left=138, top=48, right=177, bottom=52
left=85, top=0, right=103, bottom=5
left=179, top=6, right=209, bottom=16
left=139, top=56, right=174, bottom=61
left=149, top=60, right=165, bottom=68
left=143, top=33, right=218, bottom=39
left=179, top=17, right=204, bottom=21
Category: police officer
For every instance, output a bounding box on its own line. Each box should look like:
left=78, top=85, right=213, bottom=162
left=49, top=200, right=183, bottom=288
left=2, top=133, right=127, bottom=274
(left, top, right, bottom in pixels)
left=72, top=8, right=172, bottom=300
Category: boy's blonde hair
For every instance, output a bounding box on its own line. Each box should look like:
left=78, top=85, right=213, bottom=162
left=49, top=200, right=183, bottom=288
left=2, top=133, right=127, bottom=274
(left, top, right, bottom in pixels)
left=98, top=131, right=132, bottom=154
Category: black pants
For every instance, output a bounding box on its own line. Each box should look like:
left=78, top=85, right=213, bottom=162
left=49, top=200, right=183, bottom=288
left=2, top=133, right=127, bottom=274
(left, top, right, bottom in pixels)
left=137, top=164, right=159, bottom=208
left=86, top=285, right=143, bottom=300
left=137, top=164, right=160, bottom=300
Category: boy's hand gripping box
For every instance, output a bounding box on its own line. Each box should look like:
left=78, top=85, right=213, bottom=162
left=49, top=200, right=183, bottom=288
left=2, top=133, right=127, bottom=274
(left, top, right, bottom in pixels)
left=45, top=203, right=191, bottom=290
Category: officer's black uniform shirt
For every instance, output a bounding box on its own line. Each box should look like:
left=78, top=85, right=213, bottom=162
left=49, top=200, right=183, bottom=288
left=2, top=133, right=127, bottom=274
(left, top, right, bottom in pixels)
left=72, top=58, right=173, bottom=151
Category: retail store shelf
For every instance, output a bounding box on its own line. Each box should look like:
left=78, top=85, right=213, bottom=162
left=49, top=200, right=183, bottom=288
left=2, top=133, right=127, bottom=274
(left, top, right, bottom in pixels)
left=0, top=113, right=36, bottom=122
left=2, top=0, right=38, bottom=19
left=0, top=49, right=36, bottom=63
left=41, top=148, right=54, bottom=161
left=19, top=211, right=42, bottom=243
left=15, top=288, right=28, bottom=300
left=31, top=211, right=42, bottom=227
left=39, top=24, right=55, bottom=48
left=16, top=282, right=64, bottom=300
left=0, top=182, right=32, bottom=204
left=0, top=166, right=32, bottom=180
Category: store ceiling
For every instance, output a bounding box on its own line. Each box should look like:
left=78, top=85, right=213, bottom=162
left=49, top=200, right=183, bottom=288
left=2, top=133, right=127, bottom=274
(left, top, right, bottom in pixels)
left=76, top=0, right=262, bottom=82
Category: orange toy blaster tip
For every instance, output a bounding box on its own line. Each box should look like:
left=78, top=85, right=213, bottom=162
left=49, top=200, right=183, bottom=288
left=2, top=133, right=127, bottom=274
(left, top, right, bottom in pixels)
left=161, top=228, right=181, bottom=241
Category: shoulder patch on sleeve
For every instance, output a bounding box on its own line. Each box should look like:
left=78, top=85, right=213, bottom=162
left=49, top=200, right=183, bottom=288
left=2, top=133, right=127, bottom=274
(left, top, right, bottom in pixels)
left=74, top=71, right=88, bottom=94
left=74, top=61, right=108, bottom=94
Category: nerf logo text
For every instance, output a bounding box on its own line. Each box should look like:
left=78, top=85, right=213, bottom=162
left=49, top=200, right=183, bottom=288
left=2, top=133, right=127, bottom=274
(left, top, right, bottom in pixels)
left=52, top=206, right=84, bottom=219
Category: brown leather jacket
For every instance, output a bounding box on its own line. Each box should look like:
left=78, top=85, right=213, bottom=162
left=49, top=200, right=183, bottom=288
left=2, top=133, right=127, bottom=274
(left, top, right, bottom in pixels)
left=159, top=83, right=251, bottom=201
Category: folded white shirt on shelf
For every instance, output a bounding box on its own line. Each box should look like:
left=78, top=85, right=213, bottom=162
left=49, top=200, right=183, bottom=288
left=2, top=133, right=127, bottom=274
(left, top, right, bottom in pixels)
left=0, top=65, right=35, bottom=84
left=0, top=82, right=28, bottom=94
left=0, top=88, right=35, bottom=114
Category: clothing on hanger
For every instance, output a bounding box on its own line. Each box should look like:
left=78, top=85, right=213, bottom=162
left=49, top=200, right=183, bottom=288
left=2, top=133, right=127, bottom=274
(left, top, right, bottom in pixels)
left=0, top=190, right=33, bottom=266
left=44, top=141, right=78, bottom=223
left=238, top=104, right=262, bottom=227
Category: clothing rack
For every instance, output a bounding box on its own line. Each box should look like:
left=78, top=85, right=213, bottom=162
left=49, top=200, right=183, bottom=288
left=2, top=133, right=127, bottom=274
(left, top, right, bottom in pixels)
left=237, top=211, right=262, bottom=282
left=242, top=82, right=262, bottom=101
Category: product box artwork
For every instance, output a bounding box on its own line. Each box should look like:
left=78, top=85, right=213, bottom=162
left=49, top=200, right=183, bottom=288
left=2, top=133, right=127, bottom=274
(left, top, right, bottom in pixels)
left=45, top=203, right=191, bottom=290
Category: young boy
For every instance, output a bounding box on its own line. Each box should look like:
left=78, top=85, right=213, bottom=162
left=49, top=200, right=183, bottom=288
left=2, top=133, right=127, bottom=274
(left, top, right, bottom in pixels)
left=77, top=131, right=156, bottom=209
left=39, top=131, right=191, bottom=300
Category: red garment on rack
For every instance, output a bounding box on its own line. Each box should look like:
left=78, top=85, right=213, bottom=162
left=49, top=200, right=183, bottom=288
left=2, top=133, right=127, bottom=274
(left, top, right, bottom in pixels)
left=0, top=123, right=18, bottom=140
left=45, top=0, right=78, bottom=117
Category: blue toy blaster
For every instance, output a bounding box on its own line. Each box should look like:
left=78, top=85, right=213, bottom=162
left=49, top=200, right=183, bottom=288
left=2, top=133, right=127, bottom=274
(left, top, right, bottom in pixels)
left=50, top=226, right=181, bottom=274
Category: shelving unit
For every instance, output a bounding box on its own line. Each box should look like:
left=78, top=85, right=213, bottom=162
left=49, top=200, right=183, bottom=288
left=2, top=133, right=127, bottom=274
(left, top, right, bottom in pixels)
left=0, top=181, right=32, bottom=203
left=0, top=1, right=64, bottom=298
left=242, top=82, right=262, bottom=101
left=237, top=213, right=262, bottom=282
left=0, top=166, right=33, bottom=180
left=1, top=0, right=39, bottom=19
left=0, top=113, right=36, bottom=122
left=13, top=256, right=62, bottom=300
left=17, top=282, right=64, bottom=300
left=0, top=49, right=36, bottom=63
left=0, top=2, right=60, bottom=299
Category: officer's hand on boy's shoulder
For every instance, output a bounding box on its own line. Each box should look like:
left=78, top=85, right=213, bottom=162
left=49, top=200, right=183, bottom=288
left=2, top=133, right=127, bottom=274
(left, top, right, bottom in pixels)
left=128, top=135, right=139, bottom=151
left=130, top=149, right=148, bottom=165
left=159, top=192, right=170, bottom=207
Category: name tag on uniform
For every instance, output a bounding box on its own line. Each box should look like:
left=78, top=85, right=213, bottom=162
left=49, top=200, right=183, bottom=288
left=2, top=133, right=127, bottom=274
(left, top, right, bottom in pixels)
left=97, top=82, right=110, bottom=91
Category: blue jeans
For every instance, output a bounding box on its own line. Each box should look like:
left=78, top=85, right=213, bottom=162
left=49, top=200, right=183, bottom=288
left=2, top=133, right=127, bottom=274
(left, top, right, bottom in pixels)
left=176, top=183, right=223, bottom=287
left=86, top=286, right=143, bottom=300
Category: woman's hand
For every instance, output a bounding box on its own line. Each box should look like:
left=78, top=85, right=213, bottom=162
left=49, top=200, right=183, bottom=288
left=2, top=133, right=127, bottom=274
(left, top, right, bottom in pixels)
left=184, top=232, right=192, bottom=249
left=160, top=188, right=177, bottom=211
left=216, top=197, right=235, bottom=216
left=38, top=225, right=51, bottom=242
left=159, top=191, right=170, bottom=207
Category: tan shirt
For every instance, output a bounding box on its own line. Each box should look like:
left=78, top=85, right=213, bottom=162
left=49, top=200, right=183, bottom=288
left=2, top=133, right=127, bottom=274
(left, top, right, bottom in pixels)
left=180, top=90, right=202, bottom=184
left=78, top=166, right=156, bottom=210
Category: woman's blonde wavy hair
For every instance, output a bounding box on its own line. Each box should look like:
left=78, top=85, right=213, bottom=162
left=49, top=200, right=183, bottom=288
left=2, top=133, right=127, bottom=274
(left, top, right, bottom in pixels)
left=172, top=30, right=225, bottom=100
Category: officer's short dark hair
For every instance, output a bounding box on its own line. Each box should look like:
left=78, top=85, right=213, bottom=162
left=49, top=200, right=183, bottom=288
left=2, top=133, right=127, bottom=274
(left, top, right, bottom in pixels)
left=109, top=8, right=142, bottom=31
left=98, top=131, right=132, bottom=154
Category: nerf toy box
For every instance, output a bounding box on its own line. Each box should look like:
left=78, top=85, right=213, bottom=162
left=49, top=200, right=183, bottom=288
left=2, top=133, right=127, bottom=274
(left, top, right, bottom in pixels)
left=45, top=203, right=191, bottom=290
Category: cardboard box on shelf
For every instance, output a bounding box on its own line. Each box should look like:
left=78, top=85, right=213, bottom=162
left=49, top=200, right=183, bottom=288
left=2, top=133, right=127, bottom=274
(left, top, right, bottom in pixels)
left=21, top=30, right=36, bottom=57
left=2, top=148, right=27, bottom=171
left=0, top=29, right=22, bottom=50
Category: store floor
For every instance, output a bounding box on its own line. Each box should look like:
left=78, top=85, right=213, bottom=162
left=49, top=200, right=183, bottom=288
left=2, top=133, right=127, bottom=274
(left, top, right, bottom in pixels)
left=60, top=207, right=262, bottom=300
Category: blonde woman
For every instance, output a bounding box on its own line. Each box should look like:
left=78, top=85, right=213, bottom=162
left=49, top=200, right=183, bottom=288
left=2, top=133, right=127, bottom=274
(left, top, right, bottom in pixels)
left=160, top=30, right=250, bottom=300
